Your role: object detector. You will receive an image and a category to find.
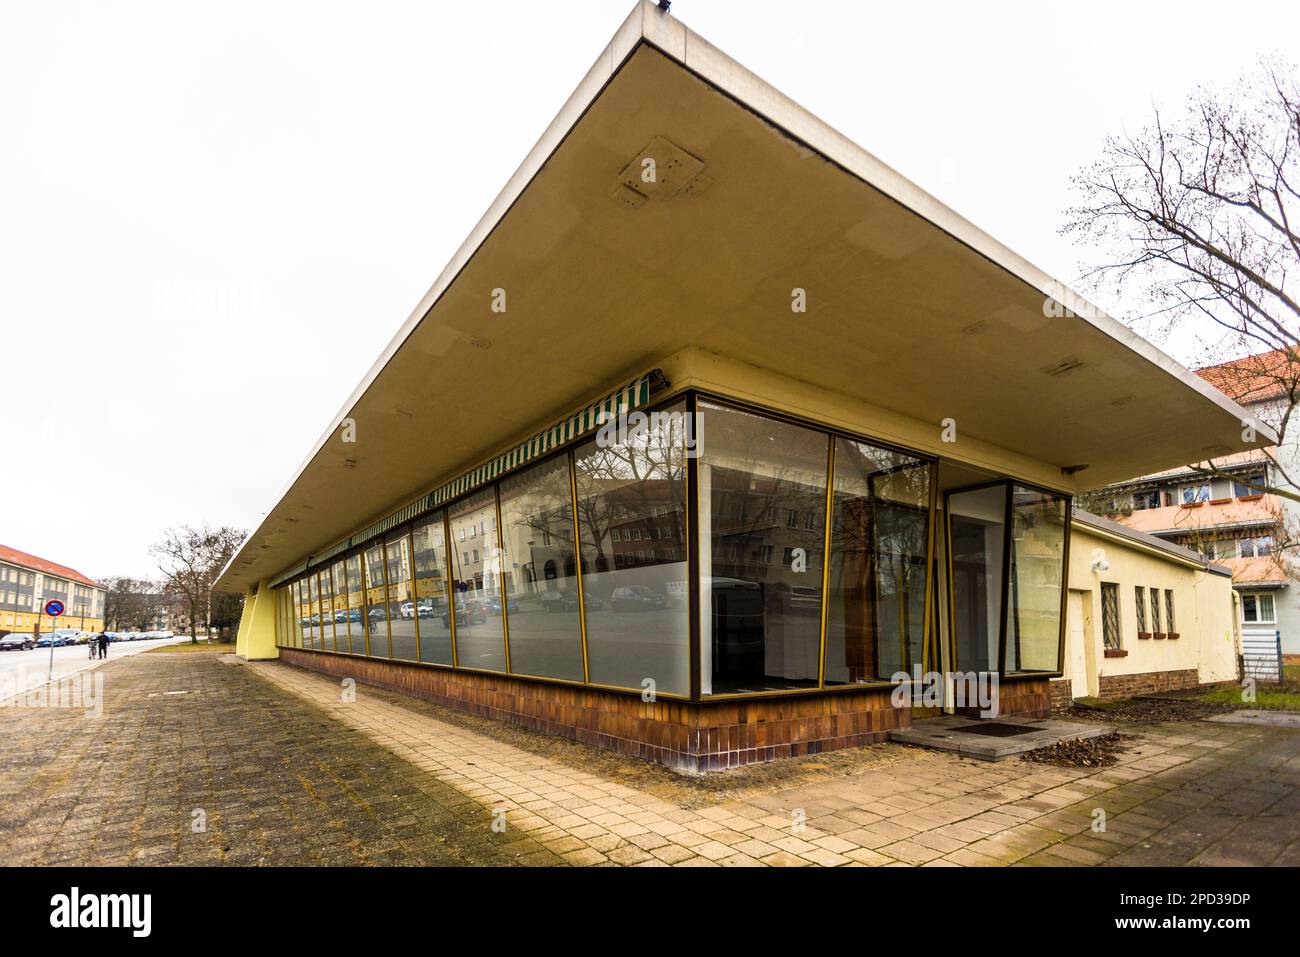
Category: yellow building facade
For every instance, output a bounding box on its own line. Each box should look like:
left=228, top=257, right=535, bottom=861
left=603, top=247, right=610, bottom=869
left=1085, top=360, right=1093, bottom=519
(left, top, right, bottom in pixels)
left=0, top=545, right=106, bottom=635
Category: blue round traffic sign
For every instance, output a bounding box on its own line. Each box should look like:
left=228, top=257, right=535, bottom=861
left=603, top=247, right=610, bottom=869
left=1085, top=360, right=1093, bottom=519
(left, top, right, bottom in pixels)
left=44, top=599, right=65, bottom=618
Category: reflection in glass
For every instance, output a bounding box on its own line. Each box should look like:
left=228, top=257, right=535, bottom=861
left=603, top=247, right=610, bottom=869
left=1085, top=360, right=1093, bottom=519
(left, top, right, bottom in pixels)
left=330, top=559, right=348, bottom=653
left=698, top=402, right=828, bottom=695
left=575, top=401, right=689, bottom=695
left=825, top=439, right=932, bottom=684
left=305, top=573, right=320, bottom=650
left=364, top=541, right=390, bottom=657
left=500, top=457, right=584, bottom=681
left=948, top=485, right=1007, bottom=674
left=412, top=514, right=452, bottom=665
left=282, top=587, right=293, bottom=647
left=343, top=553, right=364, bottom=654
left=386, top=529, right=418, bottom=661
left=319, top=569, right=336, bottom=652
left=1006, top=486, right=1066, bottom=672
left=449, top=490, right=506, bottom=672
left=293, top=580, right=306, bottom=648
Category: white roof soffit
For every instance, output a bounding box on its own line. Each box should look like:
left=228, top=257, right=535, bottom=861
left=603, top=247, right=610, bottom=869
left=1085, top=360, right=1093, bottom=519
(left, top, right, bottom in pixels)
left=215, top=0, right=1273, bottom=593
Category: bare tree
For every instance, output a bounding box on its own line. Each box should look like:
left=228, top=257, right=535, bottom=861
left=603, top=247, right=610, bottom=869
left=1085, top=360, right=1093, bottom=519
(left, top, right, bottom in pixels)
left=1066, top=57, right=1300, bottom=500
left=151, top=525, right=247, bottom=644
left=101, top=576, right=167, bottom=631
left=1073, top=487, right=1134, bottom=519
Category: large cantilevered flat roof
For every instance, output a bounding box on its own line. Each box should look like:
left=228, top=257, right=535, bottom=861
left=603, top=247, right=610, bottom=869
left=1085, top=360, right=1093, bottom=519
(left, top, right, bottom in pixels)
left=215, top=0, right=1272, bottom=593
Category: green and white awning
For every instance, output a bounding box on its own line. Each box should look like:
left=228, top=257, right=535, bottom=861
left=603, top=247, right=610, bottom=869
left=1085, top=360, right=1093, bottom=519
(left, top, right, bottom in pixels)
left=269, top=371, right=660, bottom=588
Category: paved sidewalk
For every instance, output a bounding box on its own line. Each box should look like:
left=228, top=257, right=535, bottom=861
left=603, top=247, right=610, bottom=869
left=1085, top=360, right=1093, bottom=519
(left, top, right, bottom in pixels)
left=251, top=660, right=1300, bottom=867
left=0, top=652, right=514, bottom=866
left=2, top=651, right=1297, bottom=866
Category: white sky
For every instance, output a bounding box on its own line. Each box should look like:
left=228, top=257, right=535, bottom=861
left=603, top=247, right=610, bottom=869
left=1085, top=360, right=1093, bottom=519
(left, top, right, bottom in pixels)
left=3, top=0, right=1297, bottom=581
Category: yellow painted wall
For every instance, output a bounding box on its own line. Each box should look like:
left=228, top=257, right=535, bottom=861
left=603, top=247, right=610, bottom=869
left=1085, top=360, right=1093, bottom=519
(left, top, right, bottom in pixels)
left=658, top=348, right=1077, bottom=494
left=234, top=582, right=279, bottom=661
left=1066, top=523, right=1238, bottom=696
left=0, top=610, right=105, bottom=634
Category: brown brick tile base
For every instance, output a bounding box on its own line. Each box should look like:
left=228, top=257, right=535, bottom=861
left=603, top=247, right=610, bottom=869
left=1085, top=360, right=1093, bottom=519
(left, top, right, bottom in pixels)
left=279, top=648, right=907, bottom=772
left=951, top=678, right=1052, bottom=720
left=1097, top=669, right=1199, bottom=699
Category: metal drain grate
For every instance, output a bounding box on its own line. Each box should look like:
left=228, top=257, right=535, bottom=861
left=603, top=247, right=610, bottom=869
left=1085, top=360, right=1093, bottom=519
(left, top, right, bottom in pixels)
left=957, top=722, right=1040, bottom=738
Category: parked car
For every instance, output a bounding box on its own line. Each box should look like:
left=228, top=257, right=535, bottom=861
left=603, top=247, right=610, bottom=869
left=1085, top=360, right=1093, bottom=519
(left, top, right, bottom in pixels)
left=540, top=590, right=603, bottom=613
left=367, top=607, right=387, bottom=623
left=442, top=601, right=487, bottom=628
left=399, top=601, right=416, bottom=620
left=483, top=597, right=519, bottom=615
left=0, top=633, right=35, bottom=651
left=610, top=585, right=667, bottom=612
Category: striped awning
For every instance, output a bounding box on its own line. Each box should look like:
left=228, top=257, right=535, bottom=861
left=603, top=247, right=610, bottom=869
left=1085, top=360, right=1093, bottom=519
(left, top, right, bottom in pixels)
left=269, top=371, right=661, bottom=588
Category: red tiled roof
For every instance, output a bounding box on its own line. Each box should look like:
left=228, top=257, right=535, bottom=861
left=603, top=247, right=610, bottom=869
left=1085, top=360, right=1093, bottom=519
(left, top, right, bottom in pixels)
left=1196, top=349, right=1300, bottom=405
left=0, top=544, right=100, bottom=588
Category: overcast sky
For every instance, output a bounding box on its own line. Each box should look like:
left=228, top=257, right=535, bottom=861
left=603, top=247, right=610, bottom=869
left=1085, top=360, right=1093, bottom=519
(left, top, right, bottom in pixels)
left=2, top=0, right=1297, bottom=582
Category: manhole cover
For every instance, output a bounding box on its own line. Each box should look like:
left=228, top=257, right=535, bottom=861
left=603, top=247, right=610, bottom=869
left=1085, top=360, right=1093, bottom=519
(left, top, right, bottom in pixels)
left=958, top=722, right=1040, bottom=738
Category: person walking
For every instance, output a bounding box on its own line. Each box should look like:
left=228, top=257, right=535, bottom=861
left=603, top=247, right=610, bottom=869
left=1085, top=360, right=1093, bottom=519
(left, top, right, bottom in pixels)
left=98, top=632, right=109, bottom=660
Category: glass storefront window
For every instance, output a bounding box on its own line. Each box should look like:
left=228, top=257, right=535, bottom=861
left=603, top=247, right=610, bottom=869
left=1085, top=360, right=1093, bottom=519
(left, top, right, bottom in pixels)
left=330, top=559, right=349, bottom=654
left=319, top=569, right=336, bottom=653
left=364, top=541, right=390, bottom=657
left=305, top=573, right=320, bottom=650
left=824, top=438, right=932, bottom=685
left=1006, top=486, right=1066, bottom=673
left=449, top=490, right=506, bottom=672
left=386, top=529, right=418, bottom=661
left=412, top=514, right=452, bottom=665
left=262, top=395, right=1064, bottom=694
left=575, top=401, right=689, bottom=696
left=499, top=456, right=585, bottom=681
left=343, top=553, right=364, bottom=654
left=292, top=580, right=305, bottom=648
left=948, top=484, right=1007, bottom=674
left=698, top=401, right=829, bottom=695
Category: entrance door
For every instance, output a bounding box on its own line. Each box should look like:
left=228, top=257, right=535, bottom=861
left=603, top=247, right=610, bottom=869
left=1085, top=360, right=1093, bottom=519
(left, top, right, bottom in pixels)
left=1066, top=590, right=1087, bottom=698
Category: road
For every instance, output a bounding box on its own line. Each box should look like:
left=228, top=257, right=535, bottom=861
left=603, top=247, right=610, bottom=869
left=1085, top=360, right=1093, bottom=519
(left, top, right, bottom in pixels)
left=0, top=636, right=189, bottom=700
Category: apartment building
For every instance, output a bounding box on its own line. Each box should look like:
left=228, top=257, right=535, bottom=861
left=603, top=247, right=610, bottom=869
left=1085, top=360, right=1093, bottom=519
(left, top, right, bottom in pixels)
left=0, top=543, right=106, bottom=635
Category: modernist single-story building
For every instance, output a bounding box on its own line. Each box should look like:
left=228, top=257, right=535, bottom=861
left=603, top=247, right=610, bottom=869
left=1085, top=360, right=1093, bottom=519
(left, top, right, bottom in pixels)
left=222, top=1, right=1268, bottom=771
left=1057, top=510, right=1239, bottom=708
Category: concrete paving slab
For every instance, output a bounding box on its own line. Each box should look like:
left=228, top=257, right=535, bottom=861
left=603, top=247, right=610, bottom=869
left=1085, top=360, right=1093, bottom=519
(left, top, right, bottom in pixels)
left=890, top=716, right=1115, bottom=761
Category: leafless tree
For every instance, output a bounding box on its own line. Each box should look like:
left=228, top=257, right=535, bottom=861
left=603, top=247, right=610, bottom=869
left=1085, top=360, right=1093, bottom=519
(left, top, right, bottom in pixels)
left=101, top=576, right=167, bottom=631
left=1074, top=487, right=1134, bottom=519
left=1066, top=57, right=1300, bottom=500
left=151, top=524, right=246, bottom=643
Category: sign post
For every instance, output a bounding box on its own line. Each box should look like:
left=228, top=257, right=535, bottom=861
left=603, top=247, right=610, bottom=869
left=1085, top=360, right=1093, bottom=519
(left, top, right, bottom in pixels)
left=44, top=599, right=65, bottom=683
